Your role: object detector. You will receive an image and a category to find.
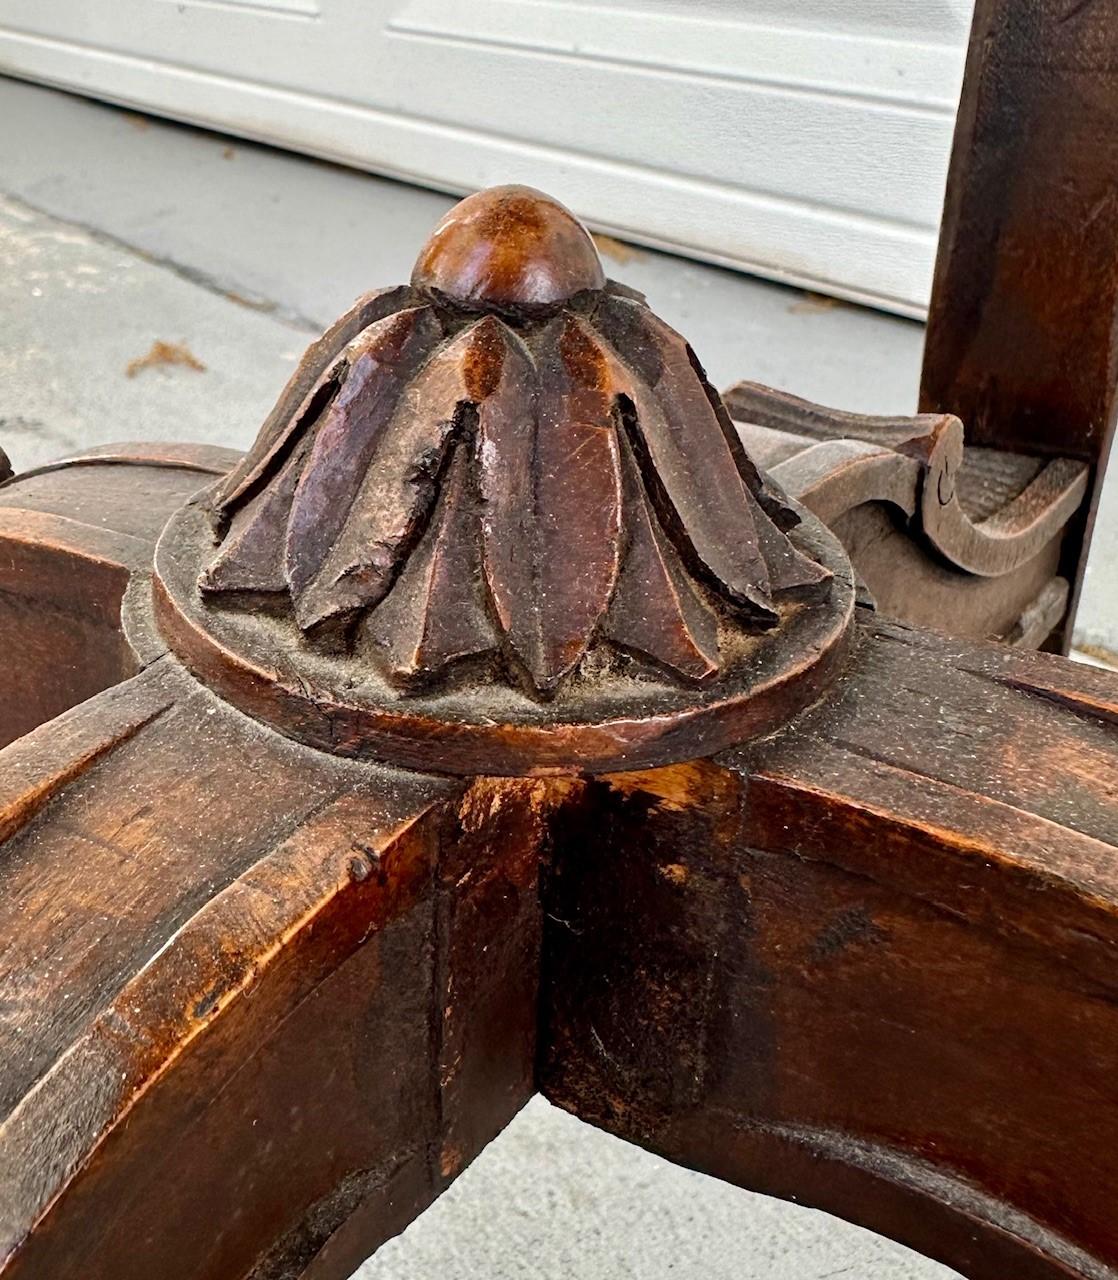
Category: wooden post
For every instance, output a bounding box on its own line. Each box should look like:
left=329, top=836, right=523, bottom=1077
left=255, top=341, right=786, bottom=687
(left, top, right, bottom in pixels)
left=920, top=0, right=1118, bottom=644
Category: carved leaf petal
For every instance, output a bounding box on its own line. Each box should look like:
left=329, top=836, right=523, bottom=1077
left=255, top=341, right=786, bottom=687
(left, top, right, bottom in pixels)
left=210, top=284, right=419, bottom=525
left=606, top=438, right=720, bottom=681
left=479, top=317, right=623, bottom=693
left=751, top=504, right=832, bottom=598
left=364, top=436, right=496, bottom=680
left=200, top=436, right=311, bottom=595
left=593, top=298, right=781, bottom=613
left=284, top=307, right=450, bottom=631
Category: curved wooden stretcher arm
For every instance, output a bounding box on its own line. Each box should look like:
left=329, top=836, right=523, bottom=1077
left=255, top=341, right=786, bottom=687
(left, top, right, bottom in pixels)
left=542, top=620, right=1118, bottom=1280
left=725, top=381, right=1090, bottom=581
left=0, top=662, right=545, bottom=1280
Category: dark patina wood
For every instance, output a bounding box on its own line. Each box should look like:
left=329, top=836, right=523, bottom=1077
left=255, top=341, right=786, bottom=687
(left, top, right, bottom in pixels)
left=920, top=0, right=1118, bottom=465
left=0, top=444, right=240, bottom=749
left=710, top=0, right=1118, bottom=655
left=178, top=186, right=848, bottom=776
left=411, top=184, right=606, bottom=309
left=0, top=663, right=547, bottom=1280
left=0, top=28, right=1117, bottom=1272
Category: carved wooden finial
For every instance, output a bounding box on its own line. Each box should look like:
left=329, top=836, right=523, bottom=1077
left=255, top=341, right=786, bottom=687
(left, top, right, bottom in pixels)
left=154, top=185, right=853, bottom=772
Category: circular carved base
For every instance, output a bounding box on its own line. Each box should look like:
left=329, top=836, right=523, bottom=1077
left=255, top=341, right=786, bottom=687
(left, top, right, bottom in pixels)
left=154, top=496, right=856, bottom=776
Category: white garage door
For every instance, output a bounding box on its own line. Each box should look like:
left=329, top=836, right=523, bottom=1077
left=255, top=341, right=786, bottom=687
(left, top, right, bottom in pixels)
left=0, top=0, right=974, bottom=315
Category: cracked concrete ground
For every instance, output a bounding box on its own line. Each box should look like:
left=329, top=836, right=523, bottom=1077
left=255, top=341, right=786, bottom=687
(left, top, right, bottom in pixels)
left=0, top=73, right=1111, bottom=1280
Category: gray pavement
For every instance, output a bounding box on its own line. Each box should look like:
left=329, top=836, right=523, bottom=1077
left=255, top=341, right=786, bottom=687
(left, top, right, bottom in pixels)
left=360, top=1098, right=955, bottom=1280
left=0, top=191, right=304, bottom=464
left=0, top=73, right=1110, bottom=1279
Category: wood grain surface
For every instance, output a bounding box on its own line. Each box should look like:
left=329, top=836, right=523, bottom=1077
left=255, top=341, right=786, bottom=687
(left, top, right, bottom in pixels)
left=0, top=445, right=234, bottom=748
left=0, top=658, right=554, bottom=1280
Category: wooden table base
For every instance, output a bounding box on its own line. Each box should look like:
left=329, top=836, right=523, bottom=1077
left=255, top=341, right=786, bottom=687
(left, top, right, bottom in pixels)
left=2, top=17, right=1118, bottom=1258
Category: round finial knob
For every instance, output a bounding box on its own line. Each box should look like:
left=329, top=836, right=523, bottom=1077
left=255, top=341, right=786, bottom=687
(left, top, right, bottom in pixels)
left=411, top=185, right=606, bottom=310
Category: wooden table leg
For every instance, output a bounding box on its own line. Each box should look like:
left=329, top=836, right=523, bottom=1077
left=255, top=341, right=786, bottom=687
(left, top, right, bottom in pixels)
left=0, top=662, right=547, bottom=1279
left=541, top=618, right=1118, bottom=1280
